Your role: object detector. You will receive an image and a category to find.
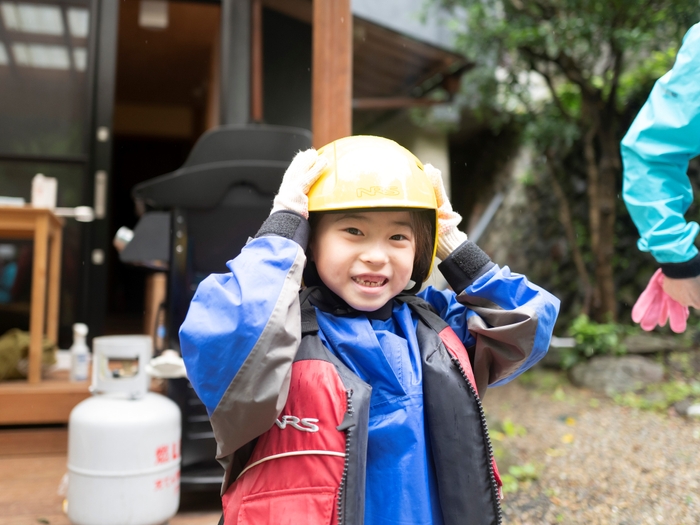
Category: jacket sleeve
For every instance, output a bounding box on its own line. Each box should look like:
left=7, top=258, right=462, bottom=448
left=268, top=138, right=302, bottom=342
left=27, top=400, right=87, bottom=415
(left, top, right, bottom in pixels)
left=621, top=22, right=700, bottom=274
left=179, top=211, right=308, bottom=463
left=419, top=240, right=560, bottom=391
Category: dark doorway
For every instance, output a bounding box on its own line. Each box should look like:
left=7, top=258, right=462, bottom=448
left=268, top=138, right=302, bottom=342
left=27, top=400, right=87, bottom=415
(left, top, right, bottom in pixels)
left=107, top=0, right=220, bottom=334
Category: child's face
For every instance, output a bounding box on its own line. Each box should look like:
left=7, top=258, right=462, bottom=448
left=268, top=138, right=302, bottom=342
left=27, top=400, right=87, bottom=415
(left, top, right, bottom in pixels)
left=310, top=210, right=416, bottom=312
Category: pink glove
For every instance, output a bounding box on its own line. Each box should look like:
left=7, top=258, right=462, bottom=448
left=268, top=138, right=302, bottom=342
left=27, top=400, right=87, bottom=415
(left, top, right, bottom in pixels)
left=632, top=269, right=689, bottom=333
left=424, top=164, right=467, bottom=260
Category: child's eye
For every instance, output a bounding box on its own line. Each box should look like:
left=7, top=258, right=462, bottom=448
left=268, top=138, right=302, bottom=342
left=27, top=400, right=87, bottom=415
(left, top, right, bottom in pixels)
left=345, top=227, right=363, bottom=236
left=390, top=234, right=409, bottom=241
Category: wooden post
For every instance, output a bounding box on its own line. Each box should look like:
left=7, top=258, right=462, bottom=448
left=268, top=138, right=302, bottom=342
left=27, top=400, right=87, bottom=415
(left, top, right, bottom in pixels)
left=312, top=0, right=352, bottom=148
left=46, top=224, right=62, bottom=346
left=143, top=272, right=167, bottom=340
left=28, top=214, right=49, bottom=383
left=250, top=0, right=264, bottom=123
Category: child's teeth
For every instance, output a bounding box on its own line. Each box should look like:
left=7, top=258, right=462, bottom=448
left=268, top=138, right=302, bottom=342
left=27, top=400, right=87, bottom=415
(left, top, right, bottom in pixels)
left=355, top=278, right=384, bottom=287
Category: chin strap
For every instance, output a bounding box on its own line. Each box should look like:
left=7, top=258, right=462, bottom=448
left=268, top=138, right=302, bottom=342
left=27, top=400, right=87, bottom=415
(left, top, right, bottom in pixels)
left=301, top=281, right=395, bottom=320
left=404, top=279, right=423, bottom=295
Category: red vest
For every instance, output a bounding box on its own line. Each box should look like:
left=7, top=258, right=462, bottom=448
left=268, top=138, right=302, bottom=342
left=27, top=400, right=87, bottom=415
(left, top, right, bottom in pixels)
left=222, top=296, right=502, bottom=525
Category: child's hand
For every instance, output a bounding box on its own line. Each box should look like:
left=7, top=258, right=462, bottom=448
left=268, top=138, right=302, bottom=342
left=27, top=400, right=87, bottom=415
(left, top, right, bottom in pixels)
left=425, top=164, right=468, bottom=260
left=271, top=149, right=328, bottom=218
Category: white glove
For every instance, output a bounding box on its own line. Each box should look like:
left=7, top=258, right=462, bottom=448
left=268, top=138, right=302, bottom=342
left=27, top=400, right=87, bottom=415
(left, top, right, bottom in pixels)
left=425, top=163, right=468, bottom=261
left=271, top=148, right=328, bottom=219
left=145, top=350, right=188, bottom=379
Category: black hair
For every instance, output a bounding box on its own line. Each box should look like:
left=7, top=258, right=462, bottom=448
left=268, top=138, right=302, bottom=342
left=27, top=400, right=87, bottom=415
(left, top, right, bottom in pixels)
left=409, top=209, right=435, bottom=287
left=306, top=208, right=435, bottom=294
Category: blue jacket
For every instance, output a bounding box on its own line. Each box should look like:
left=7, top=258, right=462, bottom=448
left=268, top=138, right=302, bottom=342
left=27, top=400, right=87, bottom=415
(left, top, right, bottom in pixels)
left=180, top=211, right=560, bottom=524
left=621, top=23, right=700, bottom=274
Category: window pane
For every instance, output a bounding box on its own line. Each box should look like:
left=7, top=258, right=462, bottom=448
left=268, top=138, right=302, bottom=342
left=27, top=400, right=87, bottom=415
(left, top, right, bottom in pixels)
left=0, top=160, right=83, bottom=206
left=0, top=1, right=91, bottom=157
left=67, top=7, right=88, bottom=38
left=0, top=2, right=64, bottom=35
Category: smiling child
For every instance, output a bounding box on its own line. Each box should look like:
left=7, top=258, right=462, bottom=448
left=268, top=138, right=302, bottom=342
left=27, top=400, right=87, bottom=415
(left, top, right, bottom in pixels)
left=179, top=135, right=560, bottom=525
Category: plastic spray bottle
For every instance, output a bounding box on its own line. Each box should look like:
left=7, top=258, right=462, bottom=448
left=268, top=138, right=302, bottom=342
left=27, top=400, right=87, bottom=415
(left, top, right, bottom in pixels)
left=70, top=323, right=90, bottom=382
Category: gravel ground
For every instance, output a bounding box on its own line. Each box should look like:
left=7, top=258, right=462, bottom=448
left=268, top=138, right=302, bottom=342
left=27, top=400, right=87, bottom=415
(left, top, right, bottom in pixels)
left=482, top=369, right=700, bottom=525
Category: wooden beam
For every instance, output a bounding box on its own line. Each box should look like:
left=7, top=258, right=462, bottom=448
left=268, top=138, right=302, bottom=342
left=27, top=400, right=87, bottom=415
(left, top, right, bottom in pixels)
left=205, top=14, right=221, bottom=130
left=312, top=0, right=352, bottom=148
left=0, top=427, right=67, bottom=456
left=353, top=97, right=447, bottom=110
left=0, top=379, right=90, bottom=425
left=263, top=0, right=311, bottom=24
left=114, top=104, right=194, bottom=138
left=250, top=0, right=264, bottom=123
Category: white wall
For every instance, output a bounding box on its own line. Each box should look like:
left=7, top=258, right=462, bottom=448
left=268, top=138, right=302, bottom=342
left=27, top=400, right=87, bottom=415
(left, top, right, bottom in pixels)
left=351, top=0, right=461, bottom=52
left=359, top=111, right=451, bottom=198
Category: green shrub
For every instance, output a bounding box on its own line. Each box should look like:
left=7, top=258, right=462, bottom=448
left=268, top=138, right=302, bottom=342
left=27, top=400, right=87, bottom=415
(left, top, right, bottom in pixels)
left=614, top=380, right=700, bottom=412
left=560, top=314, right=628, bottom=369
left=500, top=462, right=541, bottom=494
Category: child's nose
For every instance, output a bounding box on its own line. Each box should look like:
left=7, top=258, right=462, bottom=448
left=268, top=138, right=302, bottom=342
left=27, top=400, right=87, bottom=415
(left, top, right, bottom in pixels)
left=360, top=242, right=390, bottom=265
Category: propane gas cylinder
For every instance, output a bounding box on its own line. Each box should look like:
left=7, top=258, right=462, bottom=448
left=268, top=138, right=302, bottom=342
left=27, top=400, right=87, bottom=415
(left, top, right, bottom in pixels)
left=67, top=335, right=181, bottom=525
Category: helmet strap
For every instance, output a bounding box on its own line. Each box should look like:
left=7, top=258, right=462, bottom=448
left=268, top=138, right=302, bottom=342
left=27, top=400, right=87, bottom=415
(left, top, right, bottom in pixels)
left=403, top=279, right=422, bottom=295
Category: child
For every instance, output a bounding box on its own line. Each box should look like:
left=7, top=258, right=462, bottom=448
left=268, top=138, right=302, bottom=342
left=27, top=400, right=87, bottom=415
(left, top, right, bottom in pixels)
left=179, top=136, right=560, bottom=525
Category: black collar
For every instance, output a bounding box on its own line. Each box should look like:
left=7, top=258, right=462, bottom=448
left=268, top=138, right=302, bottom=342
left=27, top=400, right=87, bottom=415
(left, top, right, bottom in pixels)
left=302, top=285, right=394, bottom=321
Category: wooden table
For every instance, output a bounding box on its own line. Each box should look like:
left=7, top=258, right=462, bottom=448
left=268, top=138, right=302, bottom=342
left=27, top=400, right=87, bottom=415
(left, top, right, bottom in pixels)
left=0, top=206, right=64, bottom=384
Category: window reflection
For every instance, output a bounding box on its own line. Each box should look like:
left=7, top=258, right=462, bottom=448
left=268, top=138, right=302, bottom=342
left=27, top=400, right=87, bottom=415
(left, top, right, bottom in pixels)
left=67, top=7, right=88, bottom=37
left=13, top=42, right=70, bottom=69
left=0, top=1, right=91, bottom=156
left=73, top=46, right=85, bottom=71
left=1, top=2, right=64, bottom=35
left=0, top=3, right=91, bottom=71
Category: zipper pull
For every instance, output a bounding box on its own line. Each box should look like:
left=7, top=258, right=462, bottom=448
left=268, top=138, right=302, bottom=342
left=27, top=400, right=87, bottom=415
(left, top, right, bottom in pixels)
left=336, top=390, right=355, bottom=431
left=336, top=410, right=355, bottom=431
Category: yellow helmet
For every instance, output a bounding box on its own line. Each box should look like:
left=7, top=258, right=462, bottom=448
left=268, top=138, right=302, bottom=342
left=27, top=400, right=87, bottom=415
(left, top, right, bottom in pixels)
left=307, top=135, right=439, bottom=283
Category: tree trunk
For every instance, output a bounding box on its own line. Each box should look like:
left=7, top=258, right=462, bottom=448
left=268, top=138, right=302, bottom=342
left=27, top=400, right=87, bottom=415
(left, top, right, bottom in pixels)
left=545, top=150, right=593, bottom=316
left=582, top=121, right=604, bottom=317
left=582, top=99, right=620, bottom=322
left=595, top=125, right=621, bottom=321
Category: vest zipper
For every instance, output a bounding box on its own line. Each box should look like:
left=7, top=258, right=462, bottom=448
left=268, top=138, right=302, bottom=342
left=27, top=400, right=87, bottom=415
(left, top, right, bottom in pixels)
left=337, top=389, right=354, bottom=525
left=451, top=357, right=503, bottom=525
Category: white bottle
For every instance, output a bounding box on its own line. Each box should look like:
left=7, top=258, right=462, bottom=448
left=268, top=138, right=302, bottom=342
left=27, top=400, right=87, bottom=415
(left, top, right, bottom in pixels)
left=31, top=173, right=58, bottom=209
left=70, top=323, right=90, bottom=382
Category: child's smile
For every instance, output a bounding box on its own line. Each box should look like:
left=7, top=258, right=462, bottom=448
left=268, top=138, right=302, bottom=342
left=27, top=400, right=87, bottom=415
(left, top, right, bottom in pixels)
left=352, top=275, right=388, bottom=287
left=310, top=211, right=416, bottom=311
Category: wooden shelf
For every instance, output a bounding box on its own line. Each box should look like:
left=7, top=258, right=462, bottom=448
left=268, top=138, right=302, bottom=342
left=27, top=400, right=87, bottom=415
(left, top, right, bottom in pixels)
left=0, top=206, right=64, bottom=384
left=0, top=426, right=67, bottom=456
left=0, top=370, right=90, bottom=425
left=0, top=302, right=31, bottom=315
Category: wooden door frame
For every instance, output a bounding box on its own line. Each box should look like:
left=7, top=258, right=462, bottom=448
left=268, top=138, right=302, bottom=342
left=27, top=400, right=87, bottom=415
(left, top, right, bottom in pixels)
left=312, top=0, right=352, bottom=148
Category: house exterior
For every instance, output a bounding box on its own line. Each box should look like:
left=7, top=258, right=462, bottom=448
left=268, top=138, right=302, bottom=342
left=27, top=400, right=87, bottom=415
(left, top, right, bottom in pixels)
left=0, top=0, right=467, bottom=349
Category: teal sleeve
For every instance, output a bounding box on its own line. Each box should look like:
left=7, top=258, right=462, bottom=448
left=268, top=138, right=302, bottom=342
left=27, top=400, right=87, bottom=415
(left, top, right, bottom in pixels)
left=621, top=23, right=700, bottom=264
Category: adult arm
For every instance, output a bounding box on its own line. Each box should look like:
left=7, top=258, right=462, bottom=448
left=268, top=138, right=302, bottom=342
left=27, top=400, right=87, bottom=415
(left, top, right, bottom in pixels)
left=621, top=23, right=700, bottom=278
